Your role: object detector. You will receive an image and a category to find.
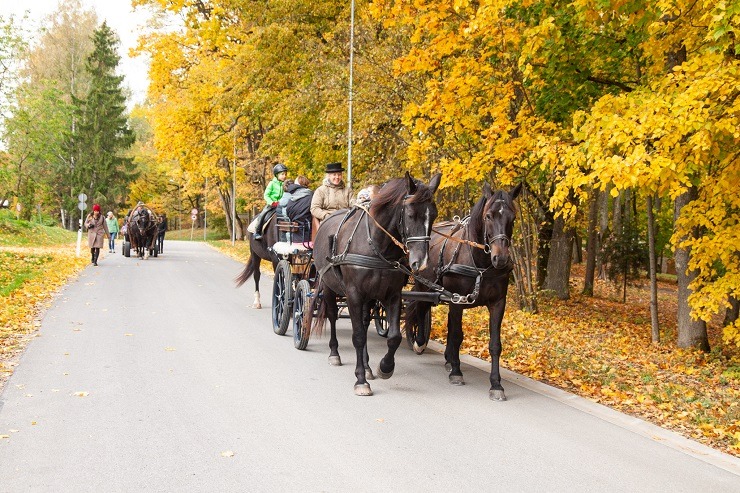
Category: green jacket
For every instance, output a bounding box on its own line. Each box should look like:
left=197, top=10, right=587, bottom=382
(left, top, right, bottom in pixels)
left=106, top=216, right=120, bottom=234
left=264, top=177, right=284, bottom=205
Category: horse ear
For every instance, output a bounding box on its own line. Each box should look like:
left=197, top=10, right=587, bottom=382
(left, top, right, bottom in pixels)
left=483, top=182, right=492, bottom=198
left=405, top=171, right=417, bottom=195
left=511, top=182, right=523, bottom=199
left=428, top=173, right=442, bottom=194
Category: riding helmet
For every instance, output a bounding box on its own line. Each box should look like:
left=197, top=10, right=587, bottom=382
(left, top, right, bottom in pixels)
left=273, top=163, right=288, bottom=175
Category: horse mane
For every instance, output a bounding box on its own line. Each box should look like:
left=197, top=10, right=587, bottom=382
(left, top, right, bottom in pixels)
left=369, top=176, right=433, bottom=216
left=467, top=193, right=488, bottom=241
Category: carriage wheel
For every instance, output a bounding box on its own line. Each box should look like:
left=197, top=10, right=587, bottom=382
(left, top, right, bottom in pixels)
left=373, top=301, right=389, bottom=337
left=123, top=241, right=131, bottom=258
left=293, top=280, right=312, bottom=350
left=272, top=260, right=293, bottom=335
left=406, top=305, right=432, bottom=354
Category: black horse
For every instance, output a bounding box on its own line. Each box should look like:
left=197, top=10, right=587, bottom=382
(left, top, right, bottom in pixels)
left=405, top=182, right=521, bottom=401
left=234, top=217, right=280, bottom=308
left=310, top=172, right=441, bottom=396
left=128, top=208, right=158, bottom=259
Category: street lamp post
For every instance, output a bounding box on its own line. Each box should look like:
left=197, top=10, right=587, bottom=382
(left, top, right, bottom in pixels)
left=347, top=0, right=355, bottom=189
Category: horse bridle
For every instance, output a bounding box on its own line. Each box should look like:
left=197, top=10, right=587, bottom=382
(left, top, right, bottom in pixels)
left=397, top=194, right=432, bottom=251
left=483, top=198, right=512, bottom=253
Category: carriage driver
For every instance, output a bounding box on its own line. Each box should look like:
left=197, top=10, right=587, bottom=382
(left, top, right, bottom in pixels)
left=253, top=163, right=288, bottom=240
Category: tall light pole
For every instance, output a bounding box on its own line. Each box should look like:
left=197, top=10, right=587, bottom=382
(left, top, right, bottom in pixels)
left=347, top=0, right=355, bottom=189
left=232, top=124, right=237, bottom=245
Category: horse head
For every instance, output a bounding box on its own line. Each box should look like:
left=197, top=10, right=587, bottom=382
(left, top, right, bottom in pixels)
left=136, top=208, right=151, bottom=232
left=371, top=171, right=441, bottom=274
left=481, top=182, right=522, bottom=270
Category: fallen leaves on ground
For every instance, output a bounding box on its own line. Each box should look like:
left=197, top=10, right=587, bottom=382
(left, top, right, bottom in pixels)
left=430, top=274, right=740, bottom=457
left=0, top=244, right=89, bottom=389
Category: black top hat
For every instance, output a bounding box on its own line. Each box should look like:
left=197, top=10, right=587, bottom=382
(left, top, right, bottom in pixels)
left=325, top=162, right=344, bottom=173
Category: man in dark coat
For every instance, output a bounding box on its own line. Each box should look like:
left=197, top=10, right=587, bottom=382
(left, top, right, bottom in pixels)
left=285, top=176, right=313, bottom=243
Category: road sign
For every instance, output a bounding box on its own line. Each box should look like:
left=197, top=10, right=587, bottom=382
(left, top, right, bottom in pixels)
left=191, top=208, right=198, bottom=215
left=191, top=214, right=197, bottom=221
left=78, top=193, right=88, bottom=202
left=78, top=202, right=87, bottom=211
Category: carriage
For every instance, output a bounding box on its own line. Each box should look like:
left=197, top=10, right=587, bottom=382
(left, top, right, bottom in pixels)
left=268, top=217, right=390, bottom=351
left=237, top=173, right=520, bottom=399
left=122, top=206, right=159, bottom=259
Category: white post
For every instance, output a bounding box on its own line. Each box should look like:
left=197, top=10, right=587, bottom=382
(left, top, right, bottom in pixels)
left=76, top=227, right=82, bottom=257
left=347, top=0, right=355, bottom=189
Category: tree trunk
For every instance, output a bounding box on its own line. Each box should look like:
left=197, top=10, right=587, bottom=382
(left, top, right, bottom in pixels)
left=674, top=188, right=709, bottom=351
left=536, top=212, right=554, bottom=289
left=583, top=190, right=599, bottom=296
left=542, top=216, right=574, bottom=299
left=646, top=195, right=660, bottom=343
left=596, top=187, right=610, bottom=280
left=724, top=296, right=739, bottom=327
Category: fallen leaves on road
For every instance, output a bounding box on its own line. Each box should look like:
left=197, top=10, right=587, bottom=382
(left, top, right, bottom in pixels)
left=221, top=451, right=235, bottom=457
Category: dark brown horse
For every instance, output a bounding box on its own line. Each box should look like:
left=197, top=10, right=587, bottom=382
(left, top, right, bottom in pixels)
left=310, top=172, right=442, bottom=396
left=235, top=218, right=280, bottom=308
left=405, top=182, right=521, bottom=401
left=127, top=208, right=158, bottom=259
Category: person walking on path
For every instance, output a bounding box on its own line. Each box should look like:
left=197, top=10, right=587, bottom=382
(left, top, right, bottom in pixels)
left=105, top=211, right=120, bottom=253
left=157, top=213, right=168, bottom=254
left=85, top=204, right=110, bottom=266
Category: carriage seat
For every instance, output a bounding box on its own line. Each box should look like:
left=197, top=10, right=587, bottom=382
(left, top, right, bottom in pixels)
left=272, top=241, right=310, bottom=255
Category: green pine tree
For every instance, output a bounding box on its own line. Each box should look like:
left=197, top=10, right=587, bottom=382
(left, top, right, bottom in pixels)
left=68, top=22, right=136, bottom=209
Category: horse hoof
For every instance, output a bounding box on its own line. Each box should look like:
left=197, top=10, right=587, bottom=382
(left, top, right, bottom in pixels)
left=376, top=365, right=394, bottom=379
left=489, top=389, right=507, bottom=401
left=445, top=362, right=452, bottom=372
left=412, top=342, right=427, bottom=354
left=354, top=383, right=373, bottom=396
left=365, top=368, right=375, bottom=381
left=449, top=375, right=465, bottom=386
left=328, top=355, right=342, bottom=366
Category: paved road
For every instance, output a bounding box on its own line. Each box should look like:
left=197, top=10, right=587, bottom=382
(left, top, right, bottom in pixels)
left=1, top=242, right=738, bottom=492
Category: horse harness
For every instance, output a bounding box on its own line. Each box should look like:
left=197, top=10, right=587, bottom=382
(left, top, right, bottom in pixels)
left=430, top=198, right=513, bottom=305
left=320, top=200, right=426, bottom=277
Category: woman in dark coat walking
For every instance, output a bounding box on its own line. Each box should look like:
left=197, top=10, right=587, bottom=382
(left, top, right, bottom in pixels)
left=85, top=204, right=110, bottom=266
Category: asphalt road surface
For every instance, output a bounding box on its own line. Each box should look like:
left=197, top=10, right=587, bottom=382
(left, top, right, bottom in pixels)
left=1, top=241, right=739, bottom=492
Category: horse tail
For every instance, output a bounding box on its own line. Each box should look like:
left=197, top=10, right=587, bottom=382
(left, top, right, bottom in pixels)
left=234, top=253, right=258, bottom=287
left=310, top=278, right=327, bottom=337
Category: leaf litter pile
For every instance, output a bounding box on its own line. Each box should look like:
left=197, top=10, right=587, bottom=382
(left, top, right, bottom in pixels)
left=0, top=245, right=88, bottom=388
left=430, top=274, right=740, bottom=456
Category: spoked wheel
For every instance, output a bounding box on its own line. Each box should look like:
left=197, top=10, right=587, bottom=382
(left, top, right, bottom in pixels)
left=272, top=259, right=293, bottom=335
left=406, top=305, right=432, bottom=354
left=373, top=301, right=388, bottom=337
left=293, top=280, right=312, bottom=350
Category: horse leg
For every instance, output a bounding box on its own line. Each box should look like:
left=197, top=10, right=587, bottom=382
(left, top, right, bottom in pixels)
left=347, top=296, right=372, bottom=395
left=488, top=297, right=508, bottom=401
left=446, top=306, right=465, bottom=385
left=326, top=292, right=341, bottom=366
left=362, top=301, right=374, bottom=380
left=253, top=256, right=262, bottom=309
left=377, top=296, right=402, bottom=380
